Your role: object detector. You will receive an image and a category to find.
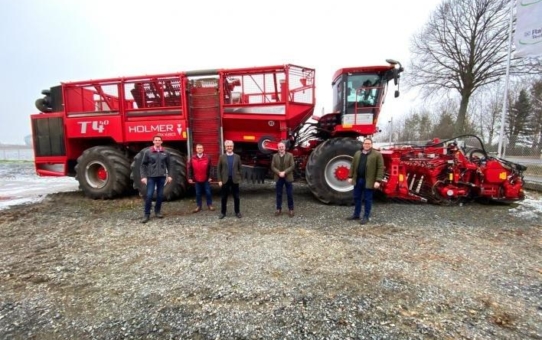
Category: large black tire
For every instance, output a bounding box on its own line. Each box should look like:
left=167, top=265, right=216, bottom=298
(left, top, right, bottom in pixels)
left=75, top=146, right=131, bottom=199
left=131, top=147, right=187, bottom=201
left=35, top=97, right=52, bottom=113
left=305, top=137, right=361, bottom=205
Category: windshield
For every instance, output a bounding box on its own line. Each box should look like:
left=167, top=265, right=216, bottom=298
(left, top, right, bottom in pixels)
left=345, top=74, right=381, bottom=113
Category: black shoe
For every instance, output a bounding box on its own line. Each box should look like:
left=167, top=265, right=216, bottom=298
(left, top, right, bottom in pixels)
left=360, top=217, right=369, bottom=225
left=155, top=213, right=164, bottom=219
left=346, top=216, right=360, bottom=221
left=236, top=213, right=242, bottom=218
left=218, top=214, right=226, bottom=219
left=141, top=215, right=150, bottom=223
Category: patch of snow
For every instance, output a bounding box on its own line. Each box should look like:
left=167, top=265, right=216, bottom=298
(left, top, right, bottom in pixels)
left=509, top=193, right=542, bottom=220
left=0, top=163, right=79, bottom=211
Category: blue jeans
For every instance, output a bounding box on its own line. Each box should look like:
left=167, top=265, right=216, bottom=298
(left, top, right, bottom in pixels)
left=144, top=176, right=166, bottom=215
left=276, top=178, right=294, bottom=210
left=195, top=181, right=213, bottom=207
left=352, top=178, right=374, bottom=219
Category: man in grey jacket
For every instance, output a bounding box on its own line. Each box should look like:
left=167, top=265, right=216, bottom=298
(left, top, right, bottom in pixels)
left=140, top=135, right=172, bottom=223
left=346, top=138, right=384, bottom=224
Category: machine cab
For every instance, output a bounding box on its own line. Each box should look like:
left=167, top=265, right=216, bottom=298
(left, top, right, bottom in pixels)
left=330, top=60, right=402, bottom=136
left=333, top=73, right=382, bottom=114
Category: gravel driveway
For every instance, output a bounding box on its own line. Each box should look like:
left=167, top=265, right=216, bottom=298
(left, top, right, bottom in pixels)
left=0, top=182, right=541, bottom=339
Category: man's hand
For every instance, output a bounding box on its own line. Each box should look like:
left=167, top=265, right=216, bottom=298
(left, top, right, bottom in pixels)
left=279, top=171, right=285, bottom=178
left=141, top=178, right=147, bottom=185
left=188, top=179, right=194, bottom=184
left=218, top=181, right=222, bottom=187
left=166, top=176, right=172, bottom=184
left=347, top=178, right=353, bottom=184
left=374, top=182, right=381, bottom=189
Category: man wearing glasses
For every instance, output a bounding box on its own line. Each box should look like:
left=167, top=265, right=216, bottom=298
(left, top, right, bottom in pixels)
left=346, top=138, right=384, bottom=225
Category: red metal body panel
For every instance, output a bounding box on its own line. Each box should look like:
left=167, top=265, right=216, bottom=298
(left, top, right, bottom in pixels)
left=31, top=64, right=316, bottom=177
left=332, top=65, right=395, bottom=82
left=218, top=64, right=315, bottom=146
left=65, top=116, right=123, bottom=141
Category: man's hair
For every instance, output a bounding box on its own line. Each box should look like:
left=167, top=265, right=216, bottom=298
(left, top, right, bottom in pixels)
left=153, top=135, right=163, bottom=141
left=224, top=140, right=234, bottom=146
left=363, top=138, right=373, bottom=143
left=195, top=143, right=203, bottom=148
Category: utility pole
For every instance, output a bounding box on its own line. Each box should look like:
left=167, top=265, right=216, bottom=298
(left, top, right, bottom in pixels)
left=497, top=0, right=514, bottom=158
left=388, top=117, right=393, bottom=144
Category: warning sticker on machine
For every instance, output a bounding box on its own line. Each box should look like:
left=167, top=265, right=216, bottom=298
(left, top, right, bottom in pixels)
left=342, top=113, right=373, bottom=126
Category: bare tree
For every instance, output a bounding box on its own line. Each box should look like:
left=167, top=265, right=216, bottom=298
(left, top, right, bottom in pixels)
left=470, top=84, right=503, bottom=144
left=530, top=80, right=542, bottom=153
left=430, top=99, right=459, bottom=139
left=391, top=109, right=436, bottom=143
left=407, top=0, right=540, bottom=136
left=468, top=95, right=488, bottom=143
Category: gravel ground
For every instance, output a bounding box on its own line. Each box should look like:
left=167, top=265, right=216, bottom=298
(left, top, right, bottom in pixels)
left=0, top=178, right=541, bottom=339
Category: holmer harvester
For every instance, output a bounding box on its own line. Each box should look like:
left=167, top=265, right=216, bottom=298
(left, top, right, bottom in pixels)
left=31, top=60, right=526, bottom=205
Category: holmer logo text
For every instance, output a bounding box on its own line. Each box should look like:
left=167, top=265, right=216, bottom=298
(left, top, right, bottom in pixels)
left=128, top=125, right=175, bottom=133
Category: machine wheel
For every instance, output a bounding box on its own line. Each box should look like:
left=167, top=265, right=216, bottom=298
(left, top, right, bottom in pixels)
left=430, top=180, right=461, bottom=206
left=35, top=98, right=52, bottom=113
left=75, top=146, right=131, bottom=199
left=305, top=137, right=361, bottom=205
left=131, top=147, right=187, bottom=201
left=257, top=135, right=276, bottom=154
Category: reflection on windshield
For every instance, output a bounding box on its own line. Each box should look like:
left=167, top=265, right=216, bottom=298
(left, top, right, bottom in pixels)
left=346, top=74, right=381, bottom=112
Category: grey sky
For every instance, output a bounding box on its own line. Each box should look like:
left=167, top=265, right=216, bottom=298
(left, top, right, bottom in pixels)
left=0, top=0, right=438, bottom=144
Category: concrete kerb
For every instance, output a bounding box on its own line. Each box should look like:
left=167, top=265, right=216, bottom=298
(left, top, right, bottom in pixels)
left=524, top=180, right=542, bottom=192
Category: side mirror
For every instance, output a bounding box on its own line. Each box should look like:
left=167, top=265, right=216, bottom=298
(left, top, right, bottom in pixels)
left=394, top=90, right=400, bottom=98
left=385, top=59, right=403, bottom=86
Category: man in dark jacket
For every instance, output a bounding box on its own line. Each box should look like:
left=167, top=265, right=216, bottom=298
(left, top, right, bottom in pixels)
left=188, top=144, right=214, bottom=213
left=347, top=138, right=384, bottom=224
left=217, top=140, right=242, bottom=219
left=140, top=135, right=172, bottom=223
left=271, top=142, right=295, bottom=217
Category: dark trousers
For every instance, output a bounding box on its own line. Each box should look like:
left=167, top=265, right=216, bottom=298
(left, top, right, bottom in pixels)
left=220, top=179, right=240, bottom=214
left=353, top=178, right=374, bottom=219
left=276, top=178, right=294, bottom=210
left=195, top=181, right=212, bottom=207
left=144, top=176, right=166, bottom=215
